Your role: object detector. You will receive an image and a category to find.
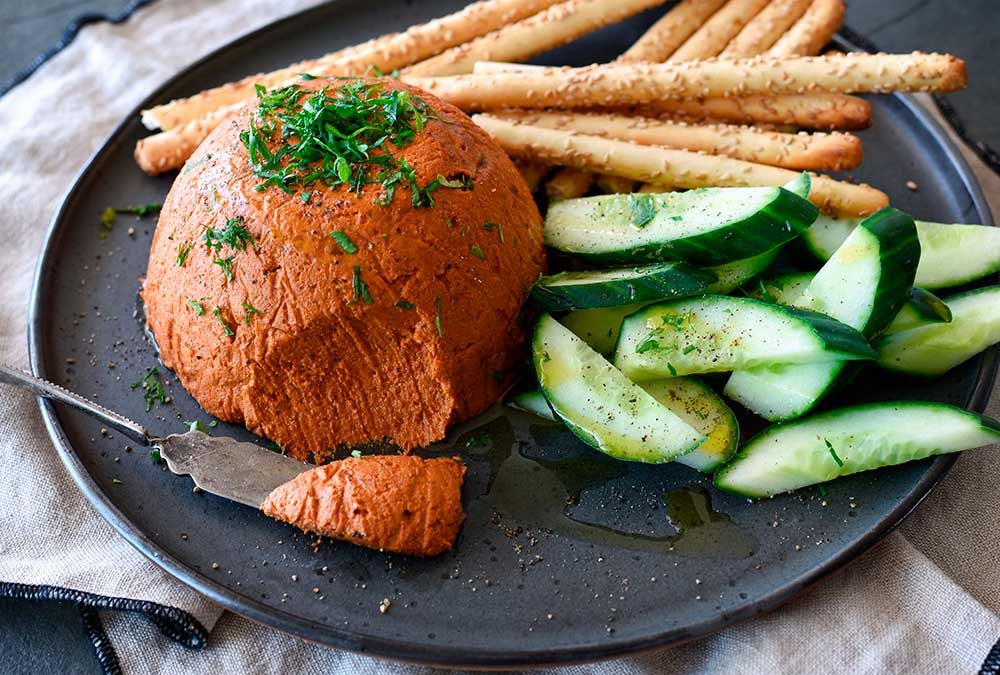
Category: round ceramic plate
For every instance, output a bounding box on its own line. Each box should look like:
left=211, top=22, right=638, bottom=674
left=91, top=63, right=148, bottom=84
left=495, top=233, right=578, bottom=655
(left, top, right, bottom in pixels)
left=28, top=0, right=997, bottom=667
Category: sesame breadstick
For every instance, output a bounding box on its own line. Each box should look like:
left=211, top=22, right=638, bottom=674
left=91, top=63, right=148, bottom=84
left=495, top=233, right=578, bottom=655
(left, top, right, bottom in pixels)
left=668, top=0, right=771, bottom=62
left=412, top=53, right=966, bottom=111
left=546, top=168, right=596, bottom=200
left=140, top=0, right=566, bottom=131
left=402, top=0, right=671, bottom=77
left=473, top=113, right=888, bottom=216
left=720, top=0, right=813, bottom=57
left=496, top=110, right=863, bottom=170
left=769, top=0, right=845, bottom=57
left=618, top=0, right=728, bottom=63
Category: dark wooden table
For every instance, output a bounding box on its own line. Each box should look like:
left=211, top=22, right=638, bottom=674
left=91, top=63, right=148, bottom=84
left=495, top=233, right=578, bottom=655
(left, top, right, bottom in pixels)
left=0, top=1, right=996, bottom=672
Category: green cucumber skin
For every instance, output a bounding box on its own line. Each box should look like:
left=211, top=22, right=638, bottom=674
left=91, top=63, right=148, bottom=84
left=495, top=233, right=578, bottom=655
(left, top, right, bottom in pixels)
left=714, top=401, right=1000, bottom=498
left=547, top=187, right=818, bottom=266
left=805, top=217, right=1000, bottom=290
left=703, top=247, right=782, bottom=294
left=562, top=304, right=644, bottom=356
left=530, top=263, right=716, bottom=312
left=614, top=296, right=876, bottom=380
left=724, top=360, right=846, bottom=422
left=883, top=288, right=952, bottom=335
left=876, top=285, right=1000, bottom=376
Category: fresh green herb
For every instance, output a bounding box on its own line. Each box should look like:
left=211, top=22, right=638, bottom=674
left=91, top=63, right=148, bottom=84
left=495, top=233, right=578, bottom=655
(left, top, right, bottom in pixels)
left=213, top=306, right=235, bottom=337
left=188, top=420, right=208, bottom=433
left=682, top=344, right=697, bottom=354
left=661, top=313, right=688, bottom=331
left=150, top=448, right=162, bottom=463
left=628, top=194, right=656, bottom=228
left=482, top=221, right=506, bottom=244
left=300, top=191, right=312, bottom=204
left=824, top=438, right=844, bottom=467
left=367, top=64, right=400, bottom=79
left=434, top=295, right=444, bottom=337
left=100, top=207, right=116, bottom=230
left=131, top=367, right=167, bottom=412
left=635, top=337, right=660, bottom=354
left=394, top=299, right=416, bottom=310
left=667, top=363, right=677, bottom=376
left=187, top=299, right=206, bottom=316
left=112, top=478, right=123, bottom=485
left=299, top=73, right=317, bottom=80
left=412, top=174, right=474, bottom=208
left=350, top=449, right=363, bottom=458
left=242, top=301, right=262, bottom=324
left=209, top=420, right=218, bottom=428
left=464, top=432, right=491, bottom=448
left=183, top=153, right=213, bottom=173
left=214, top=256, right=235, bottom=281
left=470, top=245, right=485, bottom=260
left=239, top=80, right=435, bottom=206
left=176, top=242, right=193, bottom=267
left=123, top=203, right=162, bottom=216
left=203, top=216, right=254, bottom=252
left=817, top=484, right=828, bottom=497
left=100, top=203, right=162, bottom=237
left=352, top=266, right=373, bottom=305
left=330, top=230, right=358, bottom=254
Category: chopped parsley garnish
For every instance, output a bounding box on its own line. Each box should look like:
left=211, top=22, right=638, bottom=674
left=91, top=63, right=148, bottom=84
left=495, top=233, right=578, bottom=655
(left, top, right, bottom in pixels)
left=352, top=266, right=373, bottom=305
left=300, top=191, right=312, bottom=204
left=817, top=484, right=828, bottom=497
left=483, top=221, right=504, bottom=243
left=824, top=438, right=844, bottom=467
left=203, top=216, right=253, bottom=252
left=242, top=301, right=262, bottom=324
left=628, top=194, right=656, bottom=228
left=99, top=203, right=162, bottom=238
left=131, top=367, right=167, bottom=412
left=635, top=337, right=660, bottom=354
left=212, top=306, right=235, bottom=337
left=350, top=449, right=363, bottom=458
left=434, top=295, right=444, bottom=337
left=464, top=432, right=491, bottom=448
left=330, top=230, right=358, bottom=254
left=100, top=207, right=116, bottom=231
left=187, top=299, right=206, bottom=315
left=150, top=448, right=162, bottom=464
left=188, top=420, right=208, bottom=433
left=213, top=256, right=235, bottom=281
left=176, top=242, right=193, bottom=266
left=394, top=299, right=416, bottom=310
left=299, top=73, right=316, bottom=80
left=682, top=344, right=697, bottom=354
left=470, top=245, right=485, bottom=260
left=667, top=362, right=677, bottom=376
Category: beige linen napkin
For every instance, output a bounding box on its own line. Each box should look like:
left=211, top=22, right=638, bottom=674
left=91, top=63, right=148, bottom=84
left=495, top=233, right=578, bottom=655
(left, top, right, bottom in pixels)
left=2, top=1, right=1000, bottom=672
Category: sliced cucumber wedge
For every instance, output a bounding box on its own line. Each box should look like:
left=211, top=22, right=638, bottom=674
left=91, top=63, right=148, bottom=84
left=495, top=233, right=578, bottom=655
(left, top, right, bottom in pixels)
left=882, top=288, right=952, bottom=335
left=805, top=216, right=1000, bottom=290
left=782, top=172, right=811, bottom=199
left=875, top=285, right=1000, bottom=376
left=703, top=247, right=783, bottom=294
left=613, top=295, right=875, bottom=381
left=714, top=402, right=1000, bottom=498
left=562, top=304, right=643, bottom=356
left=533, top=314, right=704, bottom=463
left=508, top=390, right=555, bottom=420
left=745, top=271, right=814, bottom=305
left=544, top=185, right=818, bottom=266
left=639, top=378, right=739, bottom=472
left=725, top=208, right=919, bottom=420
left=531, top=262, right=716, bottom=312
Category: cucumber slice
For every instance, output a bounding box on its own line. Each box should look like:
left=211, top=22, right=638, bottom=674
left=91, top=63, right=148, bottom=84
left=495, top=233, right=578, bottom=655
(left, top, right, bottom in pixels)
left=562, top=304, right=643, bottom=356
left=725, top=208, right=919, bottom=420
left=882, top=288, right=952, bottom=335
left=508, top=390, right=555, bottom=420
left=805, top=216, right=1000, bottom=290
left=703, top=247, right=782, bottom=294
left=533, top=314, right=704, bottom=463
left=639, top=378, right=739, bottom=472
left=875, top=285, right=1000, bottom=376
left=783, top=172, right=811, bottom=199
left=714, top=402, right=1000, bottom=497
left=544, top=185, right=818, bottom=266
left=745, top=271, right=814, bottom=305
left=613, top=295, right=875, bottom=381
left=531, top=262, right=716, bottom=312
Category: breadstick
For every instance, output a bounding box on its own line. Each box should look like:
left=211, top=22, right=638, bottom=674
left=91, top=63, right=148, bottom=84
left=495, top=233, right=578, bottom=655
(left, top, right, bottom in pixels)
left=668, top=0, right=771, bottom=62
left=496, top=110, right=862, bottom=170
left=134, top=105, right=242, bottom=175
left=141, top=0, right=565, bottom=131
left=594, top=175, right=639, bottom=194
left=403, top=0, right=670, bottom=77
left=720, top=0, right=813, bottom=57
left=473, top=114, right=887, bottom=216
left=618, top=0, right=728, bottom=63
left=633, top=92, right=870, bottom=129
left=514, top=160, right=553, bottom=192
left=769, top=0, right=845, bottom=57
left=413, top=53, right=966, bottom=110
left=546, top=168, right=595, bottom=200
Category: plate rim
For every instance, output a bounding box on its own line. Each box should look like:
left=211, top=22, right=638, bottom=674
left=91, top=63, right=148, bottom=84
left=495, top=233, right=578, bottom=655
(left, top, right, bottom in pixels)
left=25, top=3, right=998, bottom=667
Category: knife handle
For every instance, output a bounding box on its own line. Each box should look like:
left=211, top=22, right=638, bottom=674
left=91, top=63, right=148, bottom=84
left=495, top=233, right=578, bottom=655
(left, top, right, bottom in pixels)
left=0, top=363, right=150, bottom=445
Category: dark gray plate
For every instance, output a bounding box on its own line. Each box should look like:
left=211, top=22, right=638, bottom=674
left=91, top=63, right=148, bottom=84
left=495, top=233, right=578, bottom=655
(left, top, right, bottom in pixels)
left=27, top=1, right=996, bottom=667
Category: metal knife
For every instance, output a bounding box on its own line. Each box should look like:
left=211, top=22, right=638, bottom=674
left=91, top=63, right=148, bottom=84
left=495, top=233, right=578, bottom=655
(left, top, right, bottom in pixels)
left=0, top=363, right=308, bottom=507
